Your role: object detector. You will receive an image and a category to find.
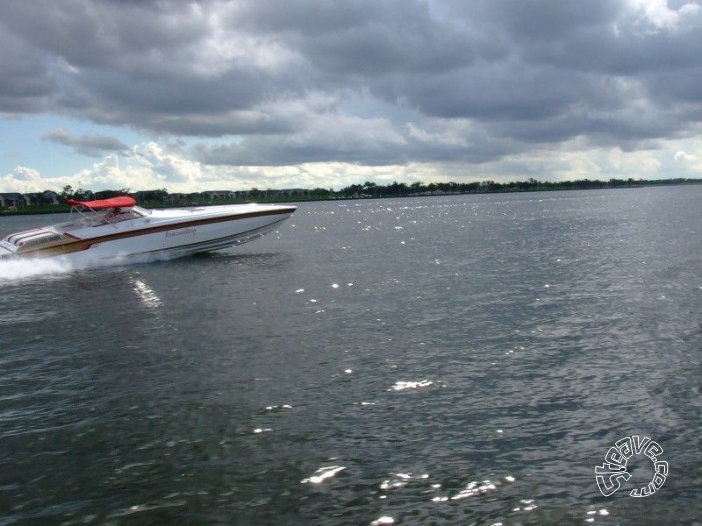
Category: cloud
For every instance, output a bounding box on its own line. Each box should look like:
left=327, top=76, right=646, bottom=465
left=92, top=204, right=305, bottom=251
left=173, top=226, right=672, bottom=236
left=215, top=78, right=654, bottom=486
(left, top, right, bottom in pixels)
left=42, top=128, right=129, bottom=156
left=135, top=142, right=203, bottom=183
left=8, top=166, right=40, bottom=181
left=1, top=166, right=66, bottom=193
left=74, top=153, right=178, bottom=192
left=1, top=0, right=702, bottom=190
left=628, top=0, right=702, bottom=30
left=674, top=140, right=702, bottom=172
left=0, top=28, right=56, bottom=113
left=194, top=110, right=407, bottom=166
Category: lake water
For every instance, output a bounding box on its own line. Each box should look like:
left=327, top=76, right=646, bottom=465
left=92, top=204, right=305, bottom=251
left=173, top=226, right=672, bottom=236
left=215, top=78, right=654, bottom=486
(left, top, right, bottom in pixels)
left=0, top=187, right=700, bottom=525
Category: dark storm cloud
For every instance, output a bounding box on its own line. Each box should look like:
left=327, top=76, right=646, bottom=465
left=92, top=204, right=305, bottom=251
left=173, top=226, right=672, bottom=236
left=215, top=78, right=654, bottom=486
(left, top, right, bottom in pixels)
left=0, top=28, right=57, bottom=113
left=42, top=128, right=129, bottom=157
left=1, top=0, right=702, bottom=167
left=234, top=0, right=476, bottom=75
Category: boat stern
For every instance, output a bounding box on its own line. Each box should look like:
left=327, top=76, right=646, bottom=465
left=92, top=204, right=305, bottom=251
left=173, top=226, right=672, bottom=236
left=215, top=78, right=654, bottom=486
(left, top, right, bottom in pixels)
left=0, top=239, right=19, bottom=258
left=0, top=228, right=76, bottom=259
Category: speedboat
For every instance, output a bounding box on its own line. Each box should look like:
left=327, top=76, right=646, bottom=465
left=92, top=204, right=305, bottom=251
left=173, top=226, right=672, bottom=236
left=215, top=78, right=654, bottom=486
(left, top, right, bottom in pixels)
left=0, top=196, right=296, bottom=262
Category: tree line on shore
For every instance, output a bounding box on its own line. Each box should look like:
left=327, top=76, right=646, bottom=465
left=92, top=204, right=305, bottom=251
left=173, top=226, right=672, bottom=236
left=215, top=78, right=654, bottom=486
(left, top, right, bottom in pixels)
left=60, top=177, right=700, bottom=204
left=3, top=176, right=700, bottom=213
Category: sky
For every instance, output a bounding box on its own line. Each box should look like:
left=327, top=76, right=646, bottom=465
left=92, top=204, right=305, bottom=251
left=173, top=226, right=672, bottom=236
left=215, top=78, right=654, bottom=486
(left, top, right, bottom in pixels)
left=2, top=0, right=702, bottom=194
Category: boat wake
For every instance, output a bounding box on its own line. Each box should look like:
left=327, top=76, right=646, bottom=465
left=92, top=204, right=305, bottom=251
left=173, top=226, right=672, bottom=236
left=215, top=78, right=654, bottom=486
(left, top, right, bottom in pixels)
left=0, top=257, right=77, bottom=282
left=0, top=251, right=187, bottom=284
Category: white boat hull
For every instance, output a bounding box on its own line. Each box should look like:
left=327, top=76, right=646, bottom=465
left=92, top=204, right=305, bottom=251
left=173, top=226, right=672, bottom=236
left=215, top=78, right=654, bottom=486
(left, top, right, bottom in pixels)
left=0, top=203, right=296, bottom=263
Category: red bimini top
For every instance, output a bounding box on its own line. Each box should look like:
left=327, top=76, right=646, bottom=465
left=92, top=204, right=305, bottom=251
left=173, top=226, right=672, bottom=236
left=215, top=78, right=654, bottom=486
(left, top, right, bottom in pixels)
left=66, top=196, right=137, bottom=210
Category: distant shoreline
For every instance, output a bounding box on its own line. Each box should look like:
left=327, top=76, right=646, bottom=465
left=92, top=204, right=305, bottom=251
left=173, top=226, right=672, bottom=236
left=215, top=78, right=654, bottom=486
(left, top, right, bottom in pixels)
left=2, top=178, right=701, bottom=216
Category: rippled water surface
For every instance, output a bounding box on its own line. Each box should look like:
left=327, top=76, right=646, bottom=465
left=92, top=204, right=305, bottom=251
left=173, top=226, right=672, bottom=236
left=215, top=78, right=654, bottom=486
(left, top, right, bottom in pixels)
left=1, top=187, right=701, bottom=525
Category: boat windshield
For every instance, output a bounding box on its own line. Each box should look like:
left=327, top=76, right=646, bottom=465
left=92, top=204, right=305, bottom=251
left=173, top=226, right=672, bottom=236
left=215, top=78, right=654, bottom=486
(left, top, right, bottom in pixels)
left=99, top=206, right=150, bottom=224
left=131, top=206, right=151, bottom=217
left=60, top=205, right=150, bottom=230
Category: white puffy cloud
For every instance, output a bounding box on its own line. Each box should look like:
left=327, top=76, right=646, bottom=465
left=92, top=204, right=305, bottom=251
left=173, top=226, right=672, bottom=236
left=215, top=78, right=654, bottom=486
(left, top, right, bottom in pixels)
left=10, top=166, right=40, bottom=181
left=674, top=140, right=702, bottom=172
left=0, top=166, right=47, bottom=193
left=628, top=0, right=702, bottom=30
